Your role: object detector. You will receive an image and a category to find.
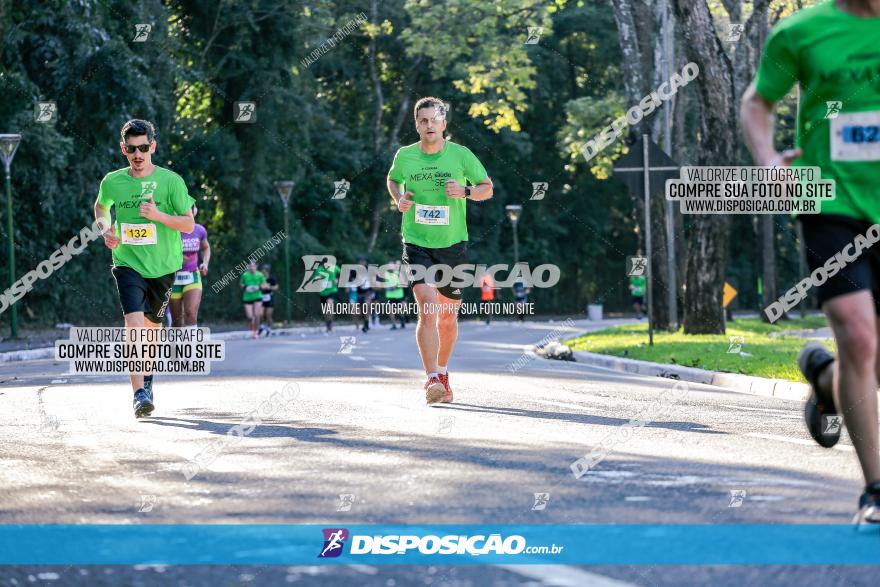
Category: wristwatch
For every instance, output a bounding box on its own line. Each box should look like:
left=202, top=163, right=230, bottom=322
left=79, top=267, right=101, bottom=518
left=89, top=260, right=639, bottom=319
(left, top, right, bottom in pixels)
left=464, top=186, right=472, bottom=199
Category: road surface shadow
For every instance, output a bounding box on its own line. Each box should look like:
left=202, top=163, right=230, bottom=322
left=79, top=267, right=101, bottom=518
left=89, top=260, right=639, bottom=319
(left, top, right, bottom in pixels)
left=432, top=402, right=723, bottom=434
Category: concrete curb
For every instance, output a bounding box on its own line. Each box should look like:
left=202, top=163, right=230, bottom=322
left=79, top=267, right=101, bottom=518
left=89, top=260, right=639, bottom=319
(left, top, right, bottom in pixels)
left=570, top=350, right=810, bottom=402
left=0, top=326, right=327, bottom=363
left=0, top=347, right=56, bottom=363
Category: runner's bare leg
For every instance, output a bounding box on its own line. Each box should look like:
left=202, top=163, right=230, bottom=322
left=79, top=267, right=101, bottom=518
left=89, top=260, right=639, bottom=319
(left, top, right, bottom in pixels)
left=823, top=291, right=880, bottom=485
left=413, top=283, right=440, bottom=374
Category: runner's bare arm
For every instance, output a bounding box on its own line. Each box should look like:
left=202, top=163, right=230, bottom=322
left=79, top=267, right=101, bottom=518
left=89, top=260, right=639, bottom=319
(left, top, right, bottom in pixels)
left=387, top=177, right=413, bottom=212
left=386, top=177, right=402, bottom=203
left=446, top=178, right=493, bottom=201
left=94, top=199, right=119, bottom=248
left=199, top=237, right=211, bottom=273
left=139, top=196, right=196, bottom=233
left=740, top=82, right=801, bottom=167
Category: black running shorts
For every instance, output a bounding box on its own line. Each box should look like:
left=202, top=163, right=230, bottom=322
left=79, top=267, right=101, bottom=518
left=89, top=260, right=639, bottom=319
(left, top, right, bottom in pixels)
left=111, top=266, right=175, bottom=324
left=320, top=292, right=339, bottom=308
left=402, top=241, right=468, bottom=300
left=800, top=214, right=880, bottom=313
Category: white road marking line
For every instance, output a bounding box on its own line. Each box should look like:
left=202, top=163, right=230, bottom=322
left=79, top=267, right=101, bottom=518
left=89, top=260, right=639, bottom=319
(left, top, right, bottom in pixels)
left=624, top=496, right=652, bottom=502
left=749, top=495, right=785, bottom=502
left=533, top=399, right=594, bottom=410
left=372, top=365, right=401, bottom=373
left=347, top=356, right=366, bottom=361
left=497, top=565, right=637, bottom=587
left=746, top=432, right=854, bottom=452
left=347, top=565, right=379, bottom=575
left=721, top=404, right=796, bottom=415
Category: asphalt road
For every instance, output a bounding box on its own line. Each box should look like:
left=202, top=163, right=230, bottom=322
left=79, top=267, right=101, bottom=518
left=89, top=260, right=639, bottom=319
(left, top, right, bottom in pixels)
left=0, top=318, right=876, bottom=585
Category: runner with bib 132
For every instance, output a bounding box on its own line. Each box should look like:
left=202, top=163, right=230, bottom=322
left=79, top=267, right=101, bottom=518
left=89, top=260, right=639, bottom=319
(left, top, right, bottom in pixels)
left=95, top=119, right=195, bottom=418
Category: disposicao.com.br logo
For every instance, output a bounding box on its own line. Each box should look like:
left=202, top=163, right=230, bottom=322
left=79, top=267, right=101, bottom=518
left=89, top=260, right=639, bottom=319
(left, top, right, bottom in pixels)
left=318, top=528, right=564, bottom=557
left=297, top=255, right=560, bottom=293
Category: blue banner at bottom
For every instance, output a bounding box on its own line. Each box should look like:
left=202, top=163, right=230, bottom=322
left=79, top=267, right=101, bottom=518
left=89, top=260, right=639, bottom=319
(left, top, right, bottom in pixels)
left=1, top=525, right=879, bottom=565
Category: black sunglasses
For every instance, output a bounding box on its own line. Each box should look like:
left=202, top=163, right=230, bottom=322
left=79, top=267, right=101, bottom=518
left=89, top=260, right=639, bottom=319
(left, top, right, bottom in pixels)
left=123, top=143, right=152, bottom=154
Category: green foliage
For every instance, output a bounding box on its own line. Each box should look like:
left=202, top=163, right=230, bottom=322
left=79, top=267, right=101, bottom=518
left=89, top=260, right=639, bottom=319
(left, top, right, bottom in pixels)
left=0, top=0, right=768, bottom=330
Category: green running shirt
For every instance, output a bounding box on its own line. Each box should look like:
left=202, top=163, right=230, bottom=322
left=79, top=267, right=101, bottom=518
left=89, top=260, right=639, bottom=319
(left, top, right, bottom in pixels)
left=630, top=275, right=646, bottom=297
left=241, top=271, right=266, bottom=302
left=97, top=166, right=195, bottom=278
left=755, top=0, right=880, bottom=222
left=316, top=264, right=341, bottom=296
left=384, top=269, right=404, bottom=299
left=388, top=140, right=488, bottom=249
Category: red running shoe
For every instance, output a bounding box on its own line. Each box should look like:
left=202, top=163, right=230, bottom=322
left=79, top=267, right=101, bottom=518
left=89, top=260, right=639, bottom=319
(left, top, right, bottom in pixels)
left=438, top=372, right=453, bottom=403
left=425, top=375, right=446, bottom=405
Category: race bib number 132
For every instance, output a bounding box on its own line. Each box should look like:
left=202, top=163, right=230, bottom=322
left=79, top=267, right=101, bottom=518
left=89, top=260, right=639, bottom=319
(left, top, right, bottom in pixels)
left=120, top=223, right=157, bottom=245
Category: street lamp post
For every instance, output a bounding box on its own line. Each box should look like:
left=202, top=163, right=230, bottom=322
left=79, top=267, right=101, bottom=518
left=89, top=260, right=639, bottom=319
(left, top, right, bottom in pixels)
left=274, top=180, right=295, bottom=324
left=505, top=204, right=522, bottom=267
left=0, top=134, right=22, bottom=339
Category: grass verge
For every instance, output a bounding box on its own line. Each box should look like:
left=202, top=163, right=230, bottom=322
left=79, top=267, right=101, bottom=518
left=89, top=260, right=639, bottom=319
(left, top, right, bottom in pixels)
left=564, top=316, right=832, bottom=382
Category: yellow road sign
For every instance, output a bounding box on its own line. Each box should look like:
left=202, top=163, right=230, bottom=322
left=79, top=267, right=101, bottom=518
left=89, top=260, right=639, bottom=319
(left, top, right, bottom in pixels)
left=723, top=282, right=738, bottom=308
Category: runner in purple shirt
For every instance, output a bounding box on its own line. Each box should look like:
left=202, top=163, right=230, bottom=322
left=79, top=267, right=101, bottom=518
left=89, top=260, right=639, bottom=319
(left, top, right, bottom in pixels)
left=169, top=205, right=211, bottom=326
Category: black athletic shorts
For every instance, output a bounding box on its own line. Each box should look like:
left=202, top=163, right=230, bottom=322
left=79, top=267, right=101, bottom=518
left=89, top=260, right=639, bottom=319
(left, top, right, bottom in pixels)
left=402, top=241, right=468, bottom=300
left=631, top=296, right=644, bottom=305
left=111, top=266, right=174, bottom=324
left=800, top=214, right=880, bottom=312
left=320, top=292, right=338, bottom=307
left=261, top=297, right=274, bottom=308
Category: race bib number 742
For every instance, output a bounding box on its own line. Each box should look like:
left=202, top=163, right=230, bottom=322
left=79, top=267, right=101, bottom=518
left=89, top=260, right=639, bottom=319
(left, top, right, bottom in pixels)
left=415, top=204, right=449, bottom=225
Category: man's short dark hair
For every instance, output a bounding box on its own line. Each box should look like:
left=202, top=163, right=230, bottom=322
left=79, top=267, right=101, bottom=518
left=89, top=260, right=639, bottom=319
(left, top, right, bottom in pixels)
left=413, top=97, right=447, bottom=121
left=120, top=119, right=156, bottom=143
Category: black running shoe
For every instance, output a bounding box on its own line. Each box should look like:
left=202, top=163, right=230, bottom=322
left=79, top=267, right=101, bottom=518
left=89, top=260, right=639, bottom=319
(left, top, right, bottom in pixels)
left=133, top=388, right=154, bottom=418
left=853, top=482, right=880, bottom=529
left=798, top=342, right=839, bottom=448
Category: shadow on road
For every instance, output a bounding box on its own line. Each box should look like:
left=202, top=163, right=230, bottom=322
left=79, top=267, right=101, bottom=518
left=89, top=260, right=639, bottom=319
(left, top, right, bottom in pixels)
left=432, top=402, right=723, bottom=435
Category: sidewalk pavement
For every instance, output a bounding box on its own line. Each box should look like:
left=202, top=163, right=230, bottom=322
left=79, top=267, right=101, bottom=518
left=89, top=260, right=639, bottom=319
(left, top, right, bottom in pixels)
left=568, top=349, right=810, bottom=402
left=543, top=320, right=823, bottom=402
left=0, top=325, right=327, bottom=364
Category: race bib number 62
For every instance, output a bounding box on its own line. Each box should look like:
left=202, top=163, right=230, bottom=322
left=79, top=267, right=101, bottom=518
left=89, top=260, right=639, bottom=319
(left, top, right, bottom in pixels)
left=831, top=111, right=880, bottom=162
left=120, top=223, right=157, bottom=245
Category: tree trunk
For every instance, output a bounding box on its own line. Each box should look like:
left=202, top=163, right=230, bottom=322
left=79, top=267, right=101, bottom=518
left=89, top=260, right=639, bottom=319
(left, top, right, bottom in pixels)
left=611, top=0, right=673, bottom=330
left=760, top=216, right=778, bottom=316
left=752, top=1, right=779, bottom=321
left=366, top=0, right=384, bottom=253
left=610, top=0, right=647, bottom=104
left=673, top=48, right=688, bottom=307
left=366, top=45, right=422, bottom=253
left=672, top=0, right=736, bottom=334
